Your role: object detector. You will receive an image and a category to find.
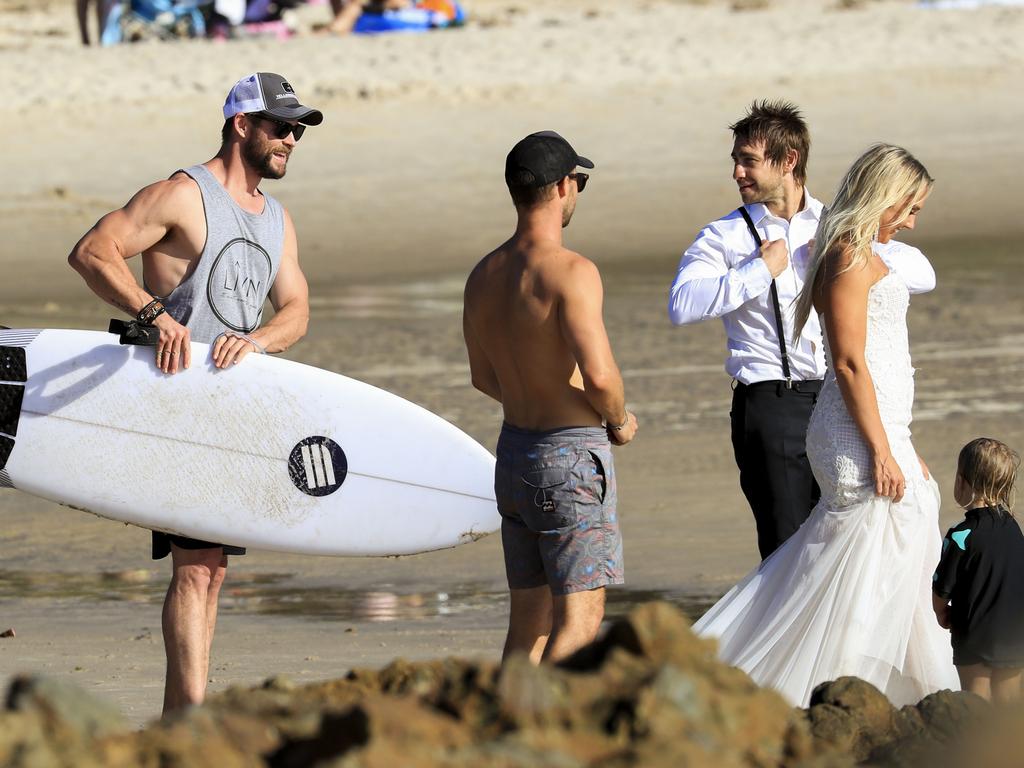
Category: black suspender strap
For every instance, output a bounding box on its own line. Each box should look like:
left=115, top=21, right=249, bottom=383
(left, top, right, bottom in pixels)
left=737, top=206, right=792, bottom=387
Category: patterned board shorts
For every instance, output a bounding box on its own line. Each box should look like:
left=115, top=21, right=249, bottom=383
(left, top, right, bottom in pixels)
left=495, top=423, right=623, bottom=595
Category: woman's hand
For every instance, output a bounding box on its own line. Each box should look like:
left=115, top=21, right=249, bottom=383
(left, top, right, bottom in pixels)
left=874, top=452, right=906, bottom=503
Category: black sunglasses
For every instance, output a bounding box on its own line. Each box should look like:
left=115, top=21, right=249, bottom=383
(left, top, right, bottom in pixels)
left=252, top=114, right=305, bottom=142
left=569, top=172, right=589, bottom=192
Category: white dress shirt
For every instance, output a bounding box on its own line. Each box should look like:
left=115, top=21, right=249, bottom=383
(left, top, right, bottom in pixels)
left=668, top=191, right=936, bottom=385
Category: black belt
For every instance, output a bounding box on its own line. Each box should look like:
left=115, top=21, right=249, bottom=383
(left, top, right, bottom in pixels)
left=734, top=379, right=822, bottom=395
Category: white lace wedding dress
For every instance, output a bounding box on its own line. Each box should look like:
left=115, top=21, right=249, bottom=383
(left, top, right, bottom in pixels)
left=693, top=270, right=959, bottom=707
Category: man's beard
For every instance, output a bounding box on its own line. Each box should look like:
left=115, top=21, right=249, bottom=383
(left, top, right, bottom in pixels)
left=742, top=176, right=783, bottom=206
left=242, top=137, right=288, bottom=180
left=562, top=198, right=576, bottom=228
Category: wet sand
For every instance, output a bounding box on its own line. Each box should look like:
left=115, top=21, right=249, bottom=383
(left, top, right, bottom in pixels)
left=3, top=0, right=1024, bottom=728
left=3, top=240, right=1023, bottom=724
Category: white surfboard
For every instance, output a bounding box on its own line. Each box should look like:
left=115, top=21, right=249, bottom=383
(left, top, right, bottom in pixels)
left=0, top=328, right=499, bottom=556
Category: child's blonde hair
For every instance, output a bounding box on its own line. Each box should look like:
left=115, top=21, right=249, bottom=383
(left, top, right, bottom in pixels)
left=958, top=438, right=1020, bottom=512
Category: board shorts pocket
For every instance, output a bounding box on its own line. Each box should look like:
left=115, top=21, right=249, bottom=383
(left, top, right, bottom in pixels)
left=521, top=456, right=578, bottom=530
left=584, top=449, right=609, bottom=504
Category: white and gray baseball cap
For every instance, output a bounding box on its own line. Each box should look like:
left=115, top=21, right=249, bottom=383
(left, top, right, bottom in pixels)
left=223, top=72, right=323, bottom=125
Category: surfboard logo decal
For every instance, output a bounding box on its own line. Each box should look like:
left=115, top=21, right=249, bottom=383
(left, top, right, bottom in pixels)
left=0, top=346, right=26, bottom=466
left=206, top=238, right=273, bottom=333
left=0, top=384, right=24, bottom=437
left=0, top=432, right=11, bottom=461
left=288, top=437, right=348, bottom=497
left=0, top=346, right=28, bottom=382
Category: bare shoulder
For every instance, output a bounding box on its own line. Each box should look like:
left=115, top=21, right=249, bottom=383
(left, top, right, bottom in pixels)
left=161, top=171, right=201, bottom=198
left=126, top=172, right=202, bottom=221
left=464, top=250, right=491, bottom=285
left=817, top=244, right=888, bottom=314
left=823, top=243, right=855, bottom=273
left=552, top=247, right=601, bottom=292
left=464, top=245, right=505, bottom=298
left=279, top=204, right=297, bottom=245
left=823, top=244, right=874, bottom=285
left=561, top=248, right=597, bottom=272
left=163, top=171, right=204, bottom=209
left=281, top=204, right=295, bottom=227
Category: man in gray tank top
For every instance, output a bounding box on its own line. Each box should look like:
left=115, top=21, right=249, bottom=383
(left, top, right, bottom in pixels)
left=68, top=72, right=321, bottom=714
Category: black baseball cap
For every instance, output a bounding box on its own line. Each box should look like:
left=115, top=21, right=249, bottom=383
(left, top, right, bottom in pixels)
left=223, top=72, right=324, bottom=126
left=505, top=131, right=594, bottom=188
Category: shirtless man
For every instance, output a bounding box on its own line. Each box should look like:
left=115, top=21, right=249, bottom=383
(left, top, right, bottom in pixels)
left=68, top=72, right=318, bottom=712
left=463, top=131, right=638, bottom=664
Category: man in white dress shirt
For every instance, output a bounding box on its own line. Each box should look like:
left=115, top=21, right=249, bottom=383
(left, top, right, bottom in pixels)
left=668, top=101, right=935, bottom=559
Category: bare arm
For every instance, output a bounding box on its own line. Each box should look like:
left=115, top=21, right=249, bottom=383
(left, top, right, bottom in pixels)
left=212, top=209, right=310, bottom=367
left=462, top=308, right=501, bottom=403
left=932, top=593, right=951, bottom=630
left=932, top=527, right=962, bottom=631
left=560, top=257, right=637, bottom=445
left=69, top=180, right=183, bottom=316
left=819, top=249, right=904, bottom=502
left=67, top=177, right=195, bottom=373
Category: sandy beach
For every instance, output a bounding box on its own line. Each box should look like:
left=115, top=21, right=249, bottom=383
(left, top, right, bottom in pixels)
left=2, top=0, right=1024, bottom=728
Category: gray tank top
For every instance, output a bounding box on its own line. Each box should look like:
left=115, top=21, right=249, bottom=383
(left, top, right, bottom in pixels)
left=158, top=164, right=285, bottom=344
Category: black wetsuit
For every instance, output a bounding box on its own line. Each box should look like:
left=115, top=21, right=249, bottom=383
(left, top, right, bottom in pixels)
left=933, top=506, right=1024, bottom=666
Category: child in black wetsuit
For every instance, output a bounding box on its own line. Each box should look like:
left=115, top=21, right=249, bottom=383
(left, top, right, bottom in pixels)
left=933, top=437, right=1023, bottom=703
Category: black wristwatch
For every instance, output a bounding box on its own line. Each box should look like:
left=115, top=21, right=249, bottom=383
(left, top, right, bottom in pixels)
left=137, top=298, right=166, bottom=325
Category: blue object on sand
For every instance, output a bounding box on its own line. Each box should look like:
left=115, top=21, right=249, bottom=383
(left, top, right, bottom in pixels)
left=353, top=1, right=465, bottom=34
left=100, top=0, right=209, bottom=44
left=918, top=0, right=1024, bottom=7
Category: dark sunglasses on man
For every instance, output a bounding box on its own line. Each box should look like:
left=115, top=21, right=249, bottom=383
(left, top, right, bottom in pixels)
left=250, top=113, right=306, bottom=142
left=569, top=172, right=589, bottom=192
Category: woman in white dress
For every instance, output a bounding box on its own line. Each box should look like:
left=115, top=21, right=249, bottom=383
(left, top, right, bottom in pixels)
left=693, top=144, right=959, bottom=707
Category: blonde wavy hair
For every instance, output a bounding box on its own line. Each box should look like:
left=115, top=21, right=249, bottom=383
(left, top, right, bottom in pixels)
left=794, top=144, right=933, bottom=336
left=958, top=438, right=1020, bottom=512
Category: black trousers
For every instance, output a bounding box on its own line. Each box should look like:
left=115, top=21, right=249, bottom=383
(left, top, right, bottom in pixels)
left=730, top=379, right=822, bottom=561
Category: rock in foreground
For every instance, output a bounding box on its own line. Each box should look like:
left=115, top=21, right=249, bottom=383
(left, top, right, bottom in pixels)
left=0, top=603, right=1009, bottom=767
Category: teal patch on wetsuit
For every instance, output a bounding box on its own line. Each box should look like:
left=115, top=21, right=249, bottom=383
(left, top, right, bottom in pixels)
left=951, top=529, right=972, bottom=551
